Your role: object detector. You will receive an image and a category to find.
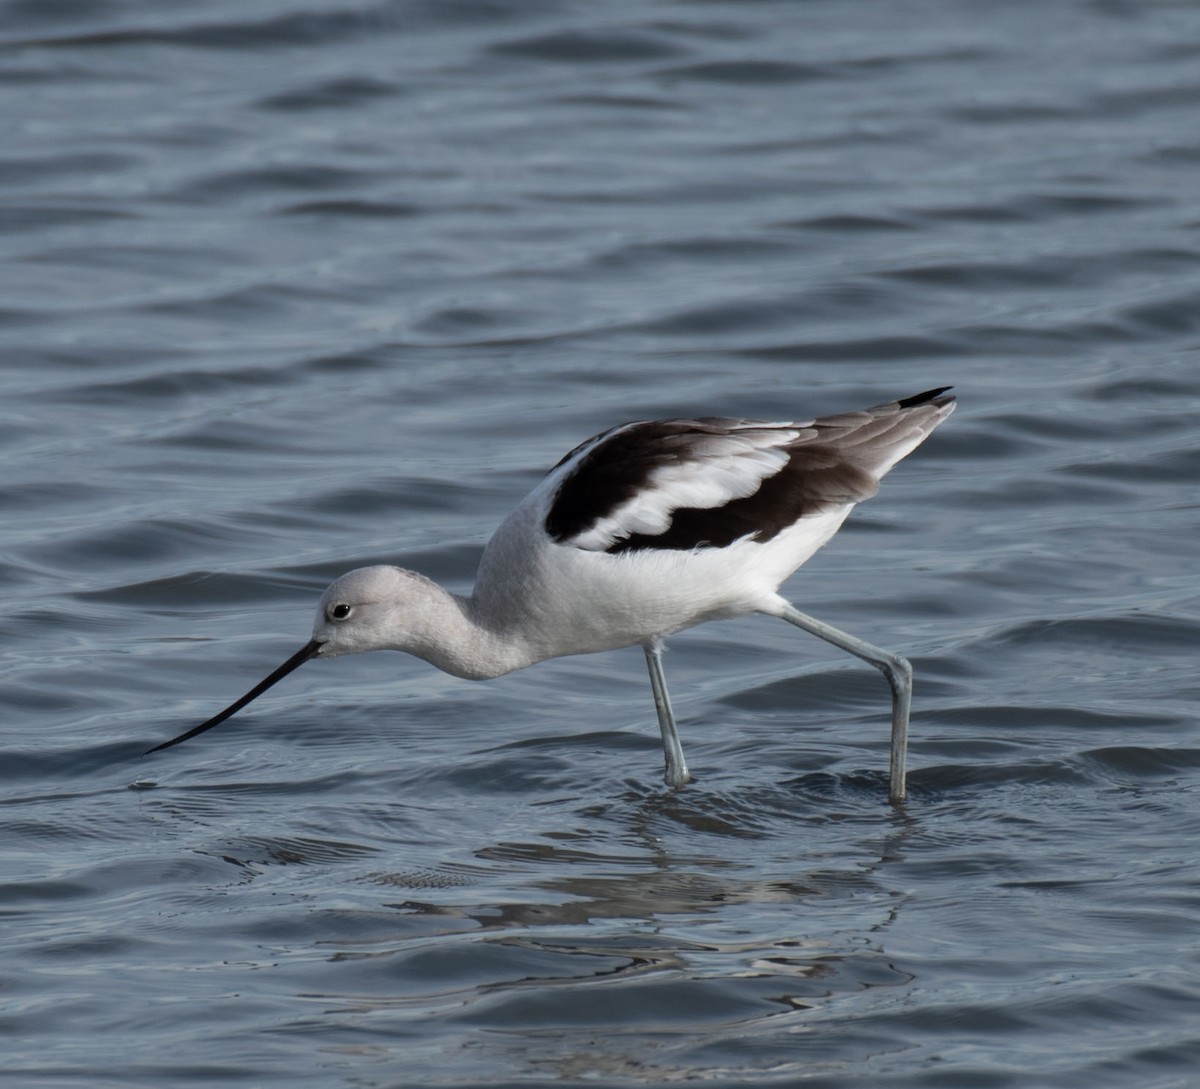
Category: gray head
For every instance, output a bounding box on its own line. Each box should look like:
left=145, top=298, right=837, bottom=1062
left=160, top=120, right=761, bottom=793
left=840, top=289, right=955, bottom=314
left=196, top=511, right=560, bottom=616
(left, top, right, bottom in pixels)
left=313, top=565, right=444, bottom=657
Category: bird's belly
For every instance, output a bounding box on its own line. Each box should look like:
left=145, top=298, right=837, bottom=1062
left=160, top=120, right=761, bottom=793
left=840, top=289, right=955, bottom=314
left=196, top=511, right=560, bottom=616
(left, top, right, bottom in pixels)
left=505, top=544, right=772, bottom=661
left=471, top=506, right=853, bottom=666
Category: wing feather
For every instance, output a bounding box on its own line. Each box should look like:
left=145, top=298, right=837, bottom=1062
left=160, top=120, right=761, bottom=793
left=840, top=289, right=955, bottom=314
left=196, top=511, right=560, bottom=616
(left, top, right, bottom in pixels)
left=544, top=388, right=953, bottom=554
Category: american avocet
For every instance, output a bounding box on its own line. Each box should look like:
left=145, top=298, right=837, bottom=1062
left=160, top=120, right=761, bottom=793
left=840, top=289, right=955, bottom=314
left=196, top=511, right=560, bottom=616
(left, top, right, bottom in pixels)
left=148, top=387, right=954, bottom=802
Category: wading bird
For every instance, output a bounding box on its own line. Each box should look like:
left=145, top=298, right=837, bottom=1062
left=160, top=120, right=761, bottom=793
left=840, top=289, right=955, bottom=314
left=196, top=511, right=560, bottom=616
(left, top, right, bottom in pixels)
left=148, top=387, right=955, bottom=803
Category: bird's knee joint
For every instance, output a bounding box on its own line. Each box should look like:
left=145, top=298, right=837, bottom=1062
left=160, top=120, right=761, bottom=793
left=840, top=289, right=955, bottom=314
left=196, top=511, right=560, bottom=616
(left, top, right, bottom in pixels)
left=879, top=654, right=912, bottom=691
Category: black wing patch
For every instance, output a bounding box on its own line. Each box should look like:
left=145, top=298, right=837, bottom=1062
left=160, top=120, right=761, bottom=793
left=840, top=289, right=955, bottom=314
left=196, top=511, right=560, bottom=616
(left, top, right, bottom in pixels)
left=543, top=421, right=706, bottom=546
left=545, top=421, right=874, bottom=553
left=606, top=445, right=876, bottom=553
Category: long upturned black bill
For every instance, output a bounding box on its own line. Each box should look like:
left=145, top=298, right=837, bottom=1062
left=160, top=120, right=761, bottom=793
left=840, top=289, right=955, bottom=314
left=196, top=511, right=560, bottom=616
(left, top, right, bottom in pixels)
left=145, top=639, right=324, bottom=755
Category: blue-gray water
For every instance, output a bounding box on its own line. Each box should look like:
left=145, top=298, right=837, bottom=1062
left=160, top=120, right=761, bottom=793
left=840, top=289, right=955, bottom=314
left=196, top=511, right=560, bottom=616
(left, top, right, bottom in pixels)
left=3, top=2, right=1199, bottom=1085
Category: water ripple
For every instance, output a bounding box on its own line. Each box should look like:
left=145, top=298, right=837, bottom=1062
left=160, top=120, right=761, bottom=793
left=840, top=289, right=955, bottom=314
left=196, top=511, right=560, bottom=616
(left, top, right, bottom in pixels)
left=4, top=0, right=1200, bottom=1086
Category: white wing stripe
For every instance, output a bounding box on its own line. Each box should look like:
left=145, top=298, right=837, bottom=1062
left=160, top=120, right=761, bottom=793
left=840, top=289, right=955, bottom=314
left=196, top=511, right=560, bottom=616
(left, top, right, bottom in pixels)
left=568, top=430, right=802, bottom=550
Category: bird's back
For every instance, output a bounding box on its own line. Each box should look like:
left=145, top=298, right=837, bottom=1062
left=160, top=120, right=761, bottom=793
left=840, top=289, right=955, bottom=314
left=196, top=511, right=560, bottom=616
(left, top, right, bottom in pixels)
left=542, top=387, right=955, bottom=556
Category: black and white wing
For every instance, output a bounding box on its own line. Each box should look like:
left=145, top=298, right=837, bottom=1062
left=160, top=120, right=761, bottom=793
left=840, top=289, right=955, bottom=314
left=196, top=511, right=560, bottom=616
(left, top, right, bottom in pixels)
left=544, top=387, right=954, bottom=554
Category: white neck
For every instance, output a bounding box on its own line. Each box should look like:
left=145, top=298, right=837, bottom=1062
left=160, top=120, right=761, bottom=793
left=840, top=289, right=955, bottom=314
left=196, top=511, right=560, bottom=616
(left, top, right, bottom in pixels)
left=392, top=574, right=538, bottom=681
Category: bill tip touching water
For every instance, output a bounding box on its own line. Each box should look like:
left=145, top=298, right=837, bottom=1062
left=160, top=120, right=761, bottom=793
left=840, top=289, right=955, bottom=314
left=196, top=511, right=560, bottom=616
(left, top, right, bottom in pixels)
left=147, top=387, right=956, bottom=804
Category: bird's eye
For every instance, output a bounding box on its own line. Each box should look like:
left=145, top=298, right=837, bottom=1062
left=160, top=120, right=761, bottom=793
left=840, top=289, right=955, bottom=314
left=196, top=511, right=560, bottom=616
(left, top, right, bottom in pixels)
left=329, top=603, right=353, bottom=621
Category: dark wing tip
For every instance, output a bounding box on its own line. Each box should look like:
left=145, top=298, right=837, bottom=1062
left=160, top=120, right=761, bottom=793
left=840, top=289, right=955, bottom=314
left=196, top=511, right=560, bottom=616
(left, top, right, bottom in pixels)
left=897, top=386, right=954, bottom=409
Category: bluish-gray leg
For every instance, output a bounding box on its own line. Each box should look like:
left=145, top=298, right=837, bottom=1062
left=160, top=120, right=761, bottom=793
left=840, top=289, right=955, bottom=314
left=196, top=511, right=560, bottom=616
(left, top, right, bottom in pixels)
left=777, top=603, right=912, bottom=804
left=643, top=638, right=691, bottom=788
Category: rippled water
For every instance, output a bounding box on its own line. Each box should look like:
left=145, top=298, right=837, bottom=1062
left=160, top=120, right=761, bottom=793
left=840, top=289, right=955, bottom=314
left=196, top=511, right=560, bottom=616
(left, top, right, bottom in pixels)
left=4, top=1, right=1200, bottom=1085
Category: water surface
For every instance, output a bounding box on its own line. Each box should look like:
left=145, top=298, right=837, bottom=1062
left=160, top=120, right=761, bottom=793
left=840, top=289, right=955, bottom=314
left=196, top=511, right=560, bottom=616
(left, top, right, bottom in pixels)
left=3, top=1, right=1200, bottom=1085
